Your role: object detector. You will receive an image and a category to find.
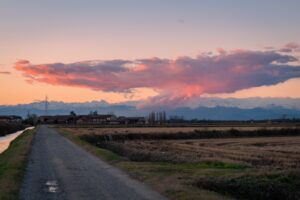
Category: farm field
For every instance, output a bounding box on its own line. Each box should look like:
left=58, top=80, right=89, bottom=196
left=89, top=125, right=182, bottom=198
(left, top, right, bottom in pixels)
left=99, top=136, right=300, bottom=168
left=59, top=126, right=300, bottom=200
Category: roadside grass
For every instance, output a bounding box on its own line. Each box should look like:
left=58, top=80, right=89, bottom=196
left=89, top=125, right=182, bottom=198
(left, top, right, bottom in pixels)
left=197, top=172, right=300, bottom=200
left=116, top=161, right=246, bottom=200
left=58, top=128, right=121, bottom=162
left=0, top=129, right=35, bottom=200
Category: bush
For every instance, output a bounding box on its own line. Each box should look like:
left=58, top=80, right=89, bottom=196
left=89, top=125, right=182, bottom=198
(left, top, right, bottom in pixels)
left=80, top=128, right=300, bottom=142
left=0, top=124, right=27, bottom=137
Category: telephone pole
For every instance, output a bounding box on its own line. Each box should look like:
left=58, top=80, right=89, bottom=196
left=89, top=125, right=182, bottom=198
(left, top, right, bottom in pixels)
left=45, top=95, right=49, bottom=115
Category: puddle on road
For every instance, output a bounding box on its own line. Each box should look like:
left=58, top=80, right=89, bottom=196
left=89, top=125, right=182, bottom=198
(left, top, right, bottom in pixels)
left=45, top=180, right=59, bottom=193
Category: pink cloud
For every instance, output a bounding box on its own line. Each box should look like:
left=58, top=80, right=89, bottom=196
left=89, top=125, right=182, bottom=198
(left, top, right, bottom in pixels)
left=285, top=42, right=299, bottom=49
left=279, top=42, right=300, bottom=53
left=264, top=46, right=274, bottom=50
left=216, top=47, right=226, bottom=55
left=15, top=48, right=300, bottom=106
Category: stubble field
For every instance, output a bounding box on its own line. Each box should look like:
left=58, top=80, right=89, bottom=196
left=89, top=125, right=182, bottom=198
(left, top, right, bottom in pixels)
left=100, top=136, right=300, bottom=168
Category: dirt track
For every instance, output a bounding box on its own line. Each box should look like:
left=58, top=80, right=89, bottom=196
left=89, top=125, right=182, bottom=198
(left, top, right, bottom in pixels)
left=19, top=125, right=165, bottom=200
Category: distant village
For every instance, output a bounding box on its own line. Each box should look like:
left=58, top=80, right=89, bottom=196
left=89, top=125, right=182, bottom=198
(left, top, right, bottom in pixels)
left=2, top=111, right=299, bottom=126
left=0, top=111, right=167, bottom=125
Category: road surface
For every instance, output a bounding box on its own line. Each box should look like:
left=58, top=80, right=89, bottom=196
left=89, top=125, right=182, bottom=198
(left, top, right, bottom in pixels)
left=19, top=125, right=166, bottom=200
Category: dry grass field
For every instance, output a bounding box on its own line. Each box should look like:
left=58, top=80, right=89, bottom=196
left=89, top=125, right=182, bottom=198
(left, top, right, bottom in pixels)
left=104, top=136, right=300, bottom=168
left=64, top=126, right=300, bottom=169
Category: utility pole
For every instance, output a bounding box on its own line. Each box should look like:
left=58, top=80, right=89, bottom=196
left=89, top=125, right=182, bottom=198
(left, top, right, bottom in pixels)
left=45, top=95, right=49, bottom=115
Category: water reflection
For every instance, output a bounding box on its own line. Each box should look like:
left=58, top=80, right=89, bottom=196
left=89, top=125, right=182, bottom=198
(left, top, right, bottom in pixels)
left=0, top=127, right=34, bottom=154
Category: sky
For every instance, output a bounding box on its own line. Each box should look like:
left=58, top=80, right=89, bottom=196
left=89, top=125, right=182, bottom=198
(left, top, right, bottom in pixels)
left=1, top=0, right=300, bottom=106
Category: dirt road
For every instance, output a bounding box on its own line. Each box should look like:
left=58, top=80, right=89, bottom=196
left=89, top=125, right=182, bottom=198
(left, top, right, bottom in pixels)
left=19, top=125, right=166, bottom=200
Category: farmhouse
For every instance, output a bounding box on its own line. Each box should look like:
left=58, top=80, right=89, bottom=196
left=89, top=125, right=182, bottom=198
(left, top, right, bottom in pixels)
left=76, top=114, right=117, bottom=124
left=117, top=116, right=146, bottom=125
left=0, top=115, right=22, bottom=124
left=38, top=115, right=76, bottom=124
left=37, top=114, right=147, bottom=125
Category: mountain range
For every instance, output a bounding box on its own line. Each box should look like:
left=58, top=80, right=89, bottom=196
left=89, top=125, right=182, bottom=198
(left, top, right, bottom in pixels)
left=1, top=97, right=300, bottom=120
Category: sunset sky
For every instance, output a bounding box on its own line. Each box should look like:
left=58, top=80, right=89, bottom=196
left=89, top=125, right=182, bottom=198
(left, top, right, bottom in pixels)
left=1, top=0, right=300, bottom=105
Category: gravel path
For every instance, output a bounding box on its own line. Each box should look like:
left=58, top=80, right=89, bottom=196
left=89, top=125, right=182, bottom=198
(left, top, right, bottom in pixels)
left=19, top=125, right=166, bottom=200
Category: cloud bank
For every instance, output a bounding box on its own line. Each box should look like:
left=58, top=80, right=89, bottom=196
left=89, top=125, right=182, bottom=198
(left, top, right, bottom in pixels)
left=15, top=46, right=300, bottom=106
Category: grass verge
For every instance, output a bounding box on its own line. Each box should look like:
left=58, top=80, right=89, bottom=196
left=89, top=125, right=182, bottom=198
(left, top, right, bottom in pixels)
left=197, top=172, right=300, bottom=200
left=58, top=128, right=121, bottom=162
left=0, top=128, right=35, bottom=200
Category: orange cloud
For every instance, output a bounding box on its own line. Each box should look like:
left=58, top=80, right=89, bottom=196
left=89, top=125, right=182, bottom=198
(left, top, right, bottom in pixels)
left=15, top=47, right=300, bottom=107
